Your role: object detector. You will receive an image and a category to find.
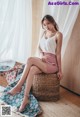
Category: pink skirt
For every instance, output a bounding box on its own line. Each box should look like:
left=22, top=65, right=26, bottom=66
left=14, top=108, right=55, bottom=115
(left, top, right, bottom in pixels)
left=41, top=52, right=59, bottom=73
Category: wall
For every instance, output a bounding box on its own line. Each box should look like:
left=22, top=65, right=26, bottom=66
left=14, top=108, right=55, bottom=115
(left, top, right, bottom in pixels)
left=32, top=0, right=43, bottom=56
left=61, top=11, right=80, bottom=95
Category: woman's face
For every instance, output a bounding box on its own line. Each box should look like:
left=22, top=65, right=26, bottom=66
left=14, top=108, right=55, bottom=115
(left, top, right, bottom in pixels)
left=42, top=19, right=54, bottom=31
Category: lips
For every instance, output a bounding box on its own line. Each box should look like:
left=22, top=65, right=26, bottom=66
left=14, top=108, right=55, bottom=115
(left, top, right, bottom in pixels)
left=46, top=27, right=49, bottom=30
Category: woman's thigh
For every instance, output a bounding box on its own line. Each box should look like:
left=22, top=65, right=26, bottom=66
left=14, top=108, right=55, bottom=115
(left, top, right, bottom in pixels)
left=27, top=57, right=58, bottom=74
left=27, top=57, right=48, bottom=73
left=29, top=65, right=42, bottom=75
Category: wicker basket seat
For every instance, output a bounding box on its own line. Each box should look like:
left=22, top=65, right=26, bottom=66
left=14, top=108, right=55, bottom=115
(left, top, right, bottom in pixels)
left=32, top=73, right=60, bottom=101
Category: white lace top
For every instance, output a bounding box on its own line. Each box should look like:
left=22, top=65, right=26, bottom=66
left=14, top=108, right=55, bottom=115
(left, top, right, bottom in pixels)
left=39, top=35, right=57, bottom=55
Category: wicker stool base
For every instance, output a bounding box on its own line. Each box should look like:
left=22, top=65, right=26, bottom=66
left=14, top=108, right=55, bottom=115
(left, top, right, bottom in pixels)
left=32, top=73, right=60, bottom=101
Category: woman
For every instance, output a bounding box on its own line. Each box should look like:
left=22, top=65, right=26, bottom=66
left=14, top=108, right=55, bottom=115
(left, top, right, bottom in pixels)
left=8, top=14, right=63, bottom=112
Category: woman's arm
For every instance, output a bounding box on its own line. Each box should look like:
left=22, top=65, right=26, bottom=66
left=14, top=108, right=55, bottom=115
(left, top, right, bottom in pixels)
left=56, top=32, right=63, bottom=79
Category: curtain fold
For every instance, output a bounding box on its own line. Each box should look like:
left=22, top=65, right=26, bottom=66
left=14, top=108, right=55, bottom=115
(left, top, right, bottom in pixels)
left=37, top=0, right=80, bottom=58
left=0, top=0, right=32, bottom=63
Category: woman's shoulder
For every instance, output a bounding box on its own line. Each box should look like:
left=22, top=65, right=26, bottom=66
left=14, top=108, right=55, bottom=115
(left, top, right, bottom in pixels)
left=56, top=31, right=63, bottom=38
left=55, top=31, right=63, bottom=43
left=55, top=31, right=63, bottom=44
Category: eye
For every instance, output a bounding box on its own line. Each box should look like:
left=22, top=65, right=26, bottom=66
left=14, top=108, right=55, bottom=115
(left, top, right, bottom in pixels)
left=47, top=22, right=50, bottom=25
left=44, top=24, right=46, bottom=26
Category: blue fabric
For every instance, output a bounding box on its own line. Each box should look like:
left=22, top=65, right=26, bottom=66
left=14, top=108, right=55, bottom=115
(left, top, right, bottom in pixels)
left=0, top=61, right=15, bottom=71
left=0, top=66, right=11, bottom=71
left=0, top=65, right=42, bottom=117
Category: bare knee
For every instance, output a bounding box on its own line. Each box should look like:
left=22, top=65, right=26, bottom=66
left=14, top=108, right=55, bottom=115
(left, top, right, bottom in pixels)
left=27, top=57, right=34, bottom=64
left=29, top=66, right=41, bottom=75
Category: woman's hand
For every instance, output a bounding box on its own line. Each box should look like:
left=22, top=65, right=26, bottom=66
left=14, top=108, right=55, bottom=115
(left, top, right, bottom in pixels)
left=57, top=71, right=63, bottom=80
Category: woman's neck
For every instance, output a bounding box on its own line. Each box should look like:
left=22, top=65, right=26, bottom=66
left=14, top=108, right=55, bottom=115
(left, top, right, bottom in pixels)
left=51, top=28, right=57, bottom=34
left=45, top=30, right=57, bottom=39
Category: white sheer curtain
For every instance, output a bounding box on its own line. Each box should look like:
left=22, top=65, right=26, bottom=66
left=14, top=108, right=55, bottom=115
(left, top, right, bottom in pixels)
left=38, top=0, right=80, bottom=59
left=0, top=0, right=32, bottom=64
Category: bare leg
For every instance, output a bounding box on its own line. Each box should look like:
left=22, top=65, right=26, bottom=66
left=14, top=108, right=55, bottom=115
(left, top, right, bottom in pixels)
left=7, top=58, right=33, bottom=95
left=19, top=66, right=42, bottom=112
left=8, top=57, right=48, bottom=95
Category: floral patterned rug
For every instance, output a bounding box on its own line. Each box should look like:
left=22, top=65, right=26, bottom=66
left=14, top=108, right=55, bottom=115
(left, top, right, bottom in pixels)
left=0, top=62, right=42, bottom=117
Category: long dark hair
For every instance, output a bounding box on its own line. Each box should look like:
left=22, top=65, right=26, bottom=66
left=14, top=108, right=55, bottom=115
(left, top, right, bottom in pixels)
left=41, top=15, right=59, bottom=31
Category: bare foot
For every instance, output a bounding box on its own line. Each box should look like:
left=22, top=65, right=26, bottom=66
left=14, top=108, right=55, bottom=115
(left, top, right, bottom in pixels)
left=7, top=86, right=22, bottom=96
left=18, top=95, right=29, bottom=112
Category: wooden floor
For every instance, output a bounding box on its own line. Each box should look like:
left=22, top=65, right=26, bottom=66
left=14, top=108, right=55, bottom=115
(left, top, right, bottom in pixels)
left=60, top=86, right=80, bottom=107
left=0, top=76, right=80, bottom=117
